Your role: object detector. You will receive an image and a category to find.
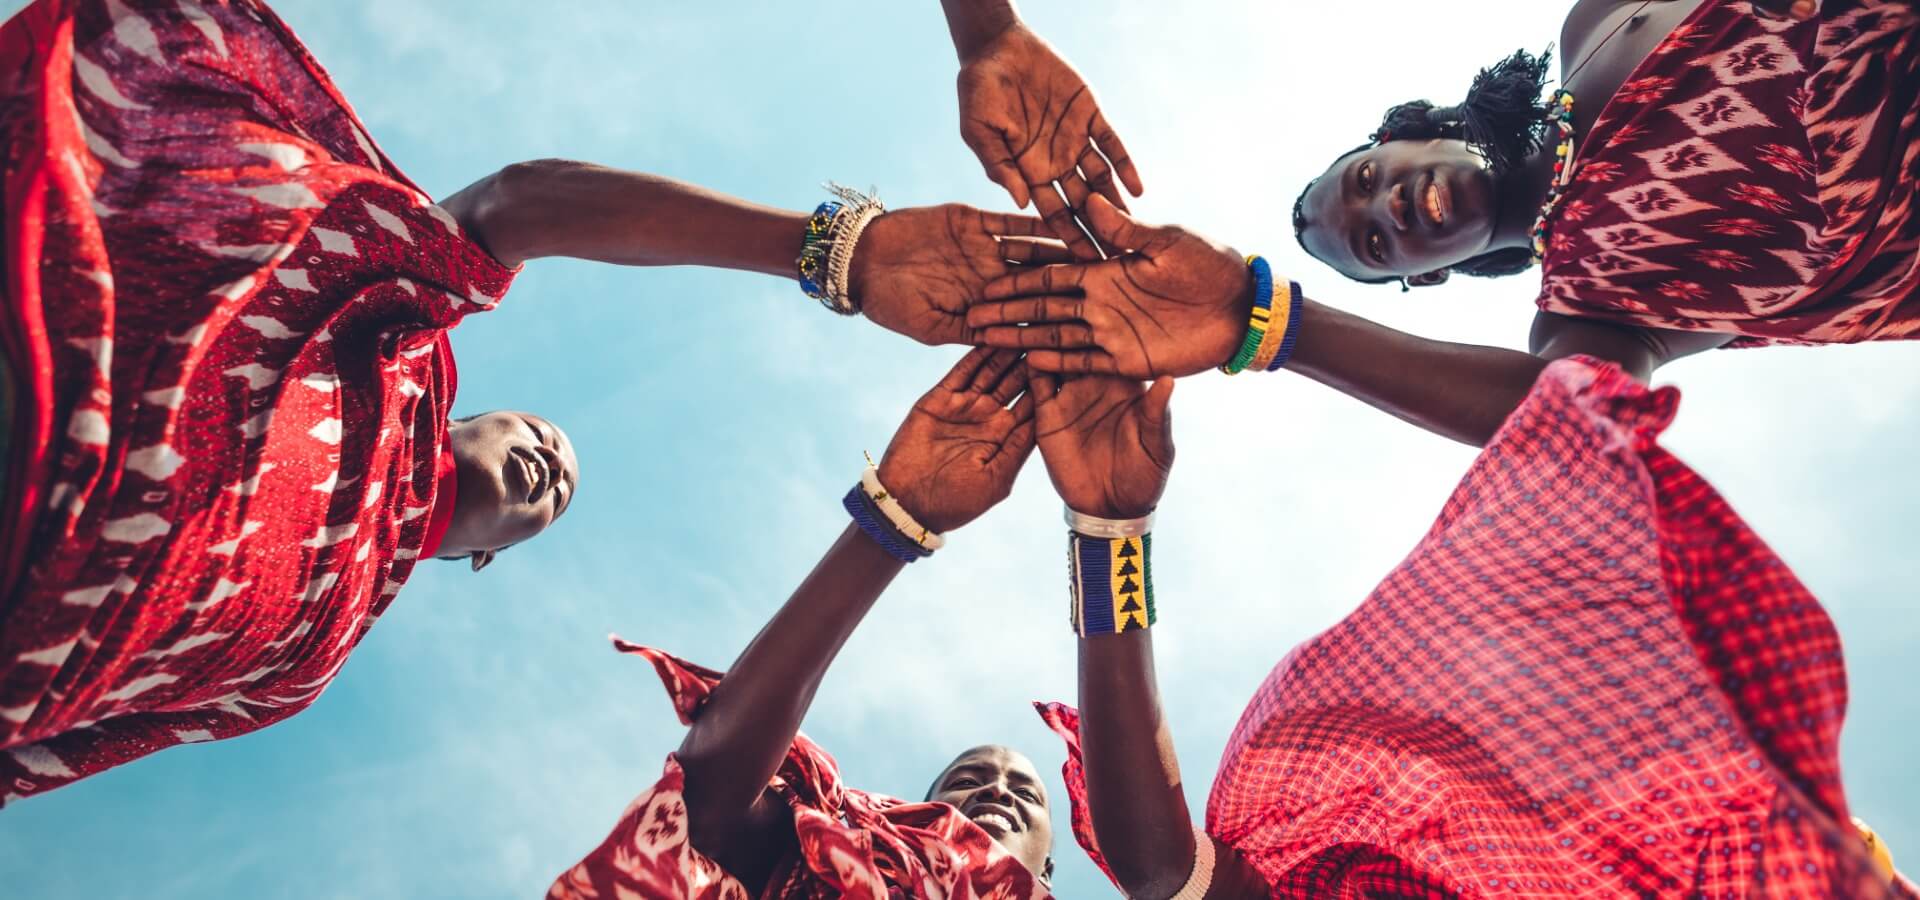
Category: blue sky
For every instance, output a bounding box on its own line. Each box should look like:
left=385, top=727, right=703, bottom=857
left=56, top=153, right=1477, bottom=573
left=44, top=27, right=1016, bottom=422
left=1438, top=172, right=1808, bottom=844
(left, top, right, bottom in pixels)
left=2, top=1, right=1916, bottom=897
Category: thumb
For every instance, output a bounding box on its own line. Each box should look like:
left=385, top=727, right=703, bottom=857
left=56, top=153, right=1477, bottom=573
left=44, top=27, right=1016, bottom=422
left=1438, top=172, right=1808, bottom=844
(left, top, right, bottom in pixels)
left=962, top=121, right=1031, bottom=209
left=1083, top=193, right=1151, bottom=252
left=1140, top=377, right=1176, bottom=465
left=1141, top=377, right=1175, bottom=425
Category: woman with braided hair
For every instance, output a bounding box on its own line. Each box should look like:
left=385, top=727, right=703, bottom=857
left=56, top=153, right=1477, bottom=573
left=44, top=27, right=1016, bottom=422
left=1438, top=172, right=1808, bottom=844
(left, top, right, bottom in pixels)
left=967, top=0, right=1919, bottom=447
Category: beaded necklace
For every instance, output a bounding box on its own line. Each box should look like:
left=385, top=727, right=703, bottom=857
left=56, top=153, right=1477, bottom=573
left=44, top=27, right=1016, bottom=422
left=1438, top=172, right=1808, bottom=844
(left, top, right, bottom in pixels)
left=1529, top=90, right=1578, bottom=263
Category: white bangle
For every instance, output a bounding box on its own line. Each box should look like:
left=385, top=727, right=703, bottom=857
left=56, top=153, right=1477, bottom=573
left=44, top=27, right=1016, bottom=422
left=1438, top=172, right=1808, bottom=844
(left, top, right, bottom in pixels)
left=1065, top=506, right=1155, bottom=539
left=861, top=463, right=946, bottom=552
left=824, top=183, right=884, bottom=315
left=1167, top=824, right=1216, bottom=900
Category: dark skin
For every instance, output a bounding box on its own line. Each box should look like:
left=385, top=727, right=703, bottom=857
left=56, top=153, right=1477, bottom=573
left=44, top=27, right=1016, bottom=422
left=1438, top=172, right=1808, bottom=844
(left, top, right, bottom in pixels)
left=966, top=0, right=1824, bottom=446
left=944, top=0, right=1144, bottom=258
left=1029, top=375, right=1270, bottom=898
left=927, top=745, right=1057, bottom=883
left=672, top=348, right=1041, bottom=893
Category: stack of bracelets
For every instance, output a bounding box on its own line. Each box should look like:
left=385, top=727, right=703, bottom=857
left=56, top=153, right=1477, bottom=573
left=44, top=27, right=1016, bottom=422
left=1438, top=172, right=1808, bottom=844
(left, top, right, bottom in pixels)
left=1219, top=255, right=1304, bottom=375
left=797, top=184, right=886, bottom=316
left=843, top=456, right=944, bottom=563
left=1066, top=507, right=1155, bottom=637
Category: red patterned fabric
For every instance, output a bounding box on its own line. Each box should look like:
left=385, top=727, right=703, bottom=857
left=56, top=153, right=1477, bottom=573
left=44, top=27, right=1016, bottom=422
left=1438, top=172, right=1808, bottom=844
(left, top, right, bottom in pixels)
left=1041, top=357, right=1911, bottom=898
left=0, top=0, right=513, bottom=804
left=1536, top=0, right=1919, bottom=346
left=549, top=640, right=1048, bottom=900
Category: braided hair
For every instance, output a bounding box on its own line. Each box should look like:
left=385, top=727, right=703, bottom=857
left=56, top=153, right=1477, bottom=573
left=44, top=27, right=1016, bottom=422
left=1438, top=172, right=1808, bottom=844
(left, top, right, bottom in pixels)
left=1294, top=48, right=1554, bottom=285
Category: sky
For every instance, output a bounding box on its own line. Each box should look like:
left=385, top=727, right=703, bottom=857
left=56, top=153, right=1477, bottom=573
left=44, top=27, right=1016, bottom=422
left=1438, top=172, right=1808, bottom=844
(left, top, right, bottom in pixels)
left=1, top=1, right=1917, bottom=897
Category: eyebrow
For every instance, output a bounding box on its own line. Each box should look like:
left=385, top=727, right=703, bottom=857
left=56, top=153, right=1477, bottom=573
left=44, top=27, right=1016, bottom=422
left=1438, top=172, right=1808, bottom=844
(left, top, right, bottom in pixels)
left=942, top=764, right=1043, bottom=793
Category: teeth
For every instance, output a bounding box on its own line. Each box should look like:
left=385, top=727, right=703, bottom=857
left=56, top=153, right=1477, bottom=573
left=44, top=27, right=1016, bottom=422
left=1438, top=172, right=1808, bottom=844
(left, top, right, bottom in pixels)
left=1426, top=185, right=1443, bottom=223
left=973, top=812, right=1015, bottom=832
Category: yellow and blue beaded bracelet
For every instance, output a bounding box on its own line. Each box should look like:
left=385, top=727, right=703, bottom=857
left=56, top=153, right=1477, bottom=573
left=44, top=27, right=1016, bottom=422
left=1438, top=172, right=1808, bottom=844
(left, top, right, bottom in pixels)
left=1221, top=256, right=1304, bottom=375
left=1068, top=514, right=1156, bottom=636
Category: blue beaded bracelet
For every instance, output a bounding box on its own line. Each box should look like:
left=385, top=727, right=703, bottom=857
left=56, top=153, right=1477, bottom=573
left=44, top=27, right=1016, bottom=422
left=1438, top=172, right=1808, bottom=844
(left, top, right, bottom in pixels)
left=844, top=485, right=928, bottom=563
left=1265, top=281, right=1305, bottom=372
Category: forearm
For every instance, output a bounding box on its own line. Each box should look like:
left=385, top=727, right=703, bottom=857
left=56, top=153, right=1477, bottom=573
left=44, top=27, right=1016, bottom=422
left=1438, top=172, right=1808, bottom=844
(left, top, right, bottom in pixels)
left=1287, top=298, right=1547, bottom=447
left=441, top=159, right=807, bottom=273
left=1078, top=629, right=1202, bottom=898
left=677, top=525, right=905, bottom=860
left=941, top=0, right=1019, bottom=60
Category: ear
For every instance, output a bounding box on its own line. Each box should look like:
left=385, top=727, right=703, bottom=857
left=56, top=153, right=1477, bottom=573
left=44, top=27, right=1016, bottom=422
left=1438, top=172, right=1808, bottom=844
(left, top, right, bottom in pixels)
left=470, top=549, right=498, bottom=572
left=1407, top=269, right=1451, bottom=288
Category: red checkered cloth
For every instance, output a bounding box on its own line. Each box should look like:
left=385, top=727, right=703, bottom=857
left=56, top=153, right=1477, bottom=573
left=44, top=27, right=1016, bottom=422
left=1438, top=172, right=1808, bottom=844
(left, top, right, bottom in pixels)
left=549, top=640, right=1049, bottom=900
left=1040, top=357, right=1913, bottom=898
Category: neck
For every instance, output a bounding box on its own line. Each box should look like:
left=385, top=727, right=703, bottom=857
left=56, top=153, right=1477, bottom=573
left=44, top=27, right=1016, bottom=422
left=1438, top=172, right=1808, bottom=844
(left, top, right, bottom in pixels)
left=1486, top=147, right=1557, bottom=254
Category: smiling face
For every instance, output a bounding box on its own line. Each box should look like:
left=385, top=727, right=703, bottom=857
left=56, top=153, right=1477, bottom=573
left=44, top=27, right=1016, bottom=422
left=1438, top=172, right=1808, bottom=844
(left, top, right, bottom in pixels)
left=1298, top=138, right=1500, bottom=281
left=928, top=745, right=1054, bottom=881
left=440, top=411, right=578, bottom=562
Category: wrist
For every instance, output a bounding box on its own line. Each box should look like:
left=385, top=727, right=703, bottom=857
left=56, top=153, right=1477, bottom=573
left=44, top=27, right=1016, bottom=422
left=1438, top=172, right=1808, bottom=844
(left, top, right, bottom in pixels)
left=951, top=3, right=1022, bottom=61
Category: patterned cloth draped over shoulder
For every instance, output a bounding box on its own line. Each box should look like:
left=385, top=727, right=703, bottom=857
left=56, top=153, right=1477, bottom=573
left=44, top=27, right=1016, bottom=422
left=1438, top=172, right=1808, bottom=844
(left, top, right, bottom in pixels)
left=0, top=0, right=513, bottom=804
left=1041, top=357, right=1915, bottom=898
left=1537, top=0, right=1920, bottom=346
left=549, top=641, right=1048, bottom=900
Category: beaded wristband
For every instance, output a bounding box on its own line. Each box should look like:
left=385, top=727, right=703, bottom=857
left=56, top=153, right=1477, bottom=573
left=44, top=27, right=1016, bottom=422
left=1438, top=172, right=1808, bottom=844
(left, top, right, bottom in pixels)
left=1220, top=256, right=1275, bottom=375
left=797, top=201, right=843, bottom=303
left=860, top=461, right=946, bottom=552
left=1265, top=281, right=1305, bottom=372
left=1247, top=278, right=1294, bottom=372
left=1169, top=824, right=1217, bottom=900
left=1069, top=529, right=1154, bottom=636
left=826, top=196, right=884, bottom=314
left=845, top=485, right=930, bottom=563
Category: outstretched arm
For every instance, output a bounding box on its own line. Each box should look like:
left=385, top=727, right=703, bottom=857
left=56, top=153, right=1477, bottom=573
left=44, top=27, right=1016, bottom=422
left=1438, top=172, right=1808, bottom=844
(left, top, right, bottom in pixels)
left=1030, top=375, right=1268, bottom=898
left=969, top=194, right=1728, bottom=447
left=673, top=348, right=1037, bottom=892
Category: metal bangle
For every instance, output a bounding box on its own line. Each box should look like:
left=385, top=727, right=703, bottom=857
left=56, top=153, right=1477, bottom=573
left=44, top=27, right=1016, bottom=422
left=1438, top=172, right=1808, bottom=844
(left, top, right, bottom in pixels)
left=1064, top=506, right=1154, bottom=539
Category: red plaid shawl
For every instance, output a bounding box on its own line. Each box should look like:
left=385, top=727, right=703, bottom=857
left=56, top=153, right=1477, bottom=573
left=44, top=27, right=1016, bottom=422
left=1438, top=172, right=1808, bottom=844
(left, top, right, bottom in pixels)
left=0, top=0, right=511, bottom=804
left=1041, top=357, right=1912, bottom=897
left=549, top=641, right=1048, bottom=900
left=1536, top=0, right=1920, bottom=346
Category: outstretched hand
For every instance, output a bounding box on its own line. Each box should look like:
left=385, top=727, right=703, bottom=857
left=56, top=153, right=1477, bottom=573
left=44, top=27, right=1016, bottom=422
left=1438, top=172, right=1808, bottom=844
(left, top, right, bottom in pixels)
left=875, top=348, right=1038, bottom=533
left=967, top=194, right=1253, bottom=378
left=851, top=205, right=1071, bottom=346
left=957, top=23, right=1142, bottom=259
left=1031, top=374, right=1174, bottom=520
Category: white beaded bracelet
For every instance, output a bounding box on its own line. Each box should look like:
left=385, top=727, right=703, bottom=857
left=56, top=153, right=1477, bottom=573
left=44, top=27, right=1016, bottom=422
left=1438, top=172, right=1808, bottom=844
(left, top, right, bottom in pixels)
left=861, top=462, right=946, bottom=552
left=1168, top=824, right=1216, bottom=900
left=1065, top=506, right=1155, bottom=540
left=824, top=183, right=884, bottom=315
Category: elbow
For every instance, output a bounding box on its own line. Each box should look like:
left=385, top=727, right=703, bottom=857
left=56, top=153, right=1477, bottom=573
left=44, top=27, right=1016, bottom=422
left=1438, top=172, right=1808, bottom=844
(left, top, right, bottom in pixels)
left=463, top=159, right=593, bottom=265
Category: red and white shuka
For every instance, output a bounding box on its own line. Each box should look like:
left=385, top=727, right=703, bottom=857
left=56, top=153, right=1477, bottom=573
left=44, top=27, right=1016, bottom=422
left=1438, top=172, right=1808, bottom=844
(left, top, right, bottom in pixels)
left=1043, top=358, right=1914, bottom=898
left=0, top=0, right=514, bottom=804
left=548, top=641, right=1049, bottom=900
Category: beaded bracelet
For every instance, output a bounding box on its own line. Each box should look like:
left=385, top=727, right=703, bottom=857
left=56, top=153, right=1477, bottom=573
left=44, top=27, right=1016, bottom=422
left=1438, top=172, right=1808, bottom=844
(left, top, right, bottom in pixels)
left=1069, top=523, right=1155, bottom=637
left=794, top=184, right=886, bottom=316
left=860, top=458, right=946, bottom=553
left=797, top=201, right=842, bottom=303
left=1169, top=824, right=1217, bottom=900
left=1220, top=256, right=1275, bottom=375
left=1265, top=281, right=1305, bottom=372
left=844, top=485, right=930, bottom=563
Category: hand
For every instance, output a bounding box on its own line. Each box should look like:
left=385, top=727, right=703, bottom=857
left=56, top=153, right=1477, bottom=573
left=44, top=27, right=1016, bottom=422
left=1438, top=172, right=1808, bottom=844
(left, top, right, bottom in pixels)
left=875, top=348, right=1038, bottom=533
left=851, top=205, right=1070, bottom=346
left=967, top=194, right=1254, bottom=378
left=1031, top=374, right=1174, bottom=520
left=1750, top=0, right=1818, bottom=20
left=957, top=23, right=1142, bottom=259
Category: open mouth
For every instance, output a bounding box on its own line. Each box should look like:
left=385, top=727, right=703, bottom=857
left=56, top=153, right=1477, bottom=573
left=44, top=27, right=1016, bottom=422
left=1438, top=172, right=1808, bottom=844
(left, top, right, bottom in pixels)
left=968, top=807, right=1019, bottom=834
left=511, top=446, right=550, bottom=503
left=1423, top=175, right=1450, bottom=228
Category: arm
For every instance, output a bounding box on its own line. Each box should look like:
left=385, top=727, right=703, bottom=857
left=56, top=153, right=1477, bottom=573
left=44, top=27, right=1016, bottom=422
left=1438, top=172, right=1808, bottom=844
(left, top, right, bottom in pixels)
left=1030, top=375, right=1269, bottom=898
left=675, top=348, right=1038, bottom=892
left=940, top=0, right=1020, bottom=61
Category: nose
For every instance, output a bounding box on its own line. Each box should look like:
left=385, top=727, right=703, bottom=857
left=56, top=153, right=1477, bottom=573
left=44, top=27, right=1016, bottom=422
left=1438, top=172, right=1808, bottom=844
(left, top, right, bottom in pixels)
left=970, top=779, right=1014, bottom=807
left=1384, top=181, right=1411, bottom=233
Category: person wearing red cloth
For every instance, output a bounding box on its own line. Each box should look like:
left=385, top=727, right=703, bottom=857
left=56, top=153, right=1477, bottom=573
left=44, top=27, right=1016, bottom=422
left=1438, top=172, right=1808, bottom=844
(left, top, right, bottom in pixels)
left=1025, top=360, right=1910, bottom=898
left=966, top=0, right=1918, bottom=449
left=0, top=0, right=1136, bottom=805
left=549, top=349, right=1054, bottom=899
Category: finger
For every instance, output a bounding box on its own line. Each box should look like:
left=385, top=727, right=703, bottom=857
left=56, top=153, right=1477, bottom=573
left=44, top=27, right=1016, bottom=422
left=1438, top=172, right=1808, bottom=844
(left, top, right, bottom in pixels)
left=1076, top=147, right=1127, bottom=212
left=1005, top=393, right=1038, bottom=451
left=968, top=349, right=1024, bottom=394
left=1056, top=172, right=1110, bottom=259
left=1028, top=350, right=1123, bottom=376
left=1031, top=184, right=1102, bottom=261
left=1091, top=110, right=1144, bottom=197
left=1028, top=370, right=1060, bottom=405
left=991, top=361, right=1031, bottom=406
left=967, top=296, right=1087, bottom=328
left=1081, top=193, right=1151, bottom=253
left=979, top=211, right=1051, bottom=240
left=998, top=237, right=1075, bottom=267
left=980, top=265, right=1087, bottom=302
left=1009, top=390, right=1036, bottom=421
left=940, top=346, right=998, bottom=392
left=962, top=120, right=1032, bottom=209
left=1141, top=376, right=1175, bottom=426
left=1141, top=376, right=1176, bottom=462
left=977, top=324, right=1096, bottom=351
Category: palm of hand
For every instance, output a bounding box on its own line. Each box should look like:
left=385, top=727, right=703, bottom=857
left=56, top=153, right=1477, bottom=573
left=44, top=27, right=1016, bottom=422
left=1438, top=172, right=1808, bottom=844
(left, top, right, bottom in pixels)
left=959, top=29, right=1100, bottom=190
left=855, top=206, right=1014, bottom=346
left=1085, top=230, right=1250, bottom=378
left=878, top=354, right=1035, bottom=533
left=1034, top=377, right=1172, bottom=520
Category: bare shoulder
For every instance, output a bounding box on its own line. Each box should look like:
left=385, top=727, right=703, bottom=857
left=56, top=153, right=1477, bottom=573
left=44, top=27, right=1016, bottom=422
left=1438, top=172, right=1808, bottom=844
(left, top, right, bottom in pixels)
left=1559, top=0, right=1692, bottom=75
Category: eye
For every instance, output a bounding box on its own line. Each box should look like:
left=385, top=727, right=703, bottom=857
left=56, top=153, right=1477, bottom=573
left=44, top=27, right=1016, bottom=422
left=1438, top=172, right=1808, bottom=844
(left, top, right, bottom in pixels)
left=949, top=778, right=978, bottom=790
left=1358, top=162, right=1376, bottom=193
left=1016, top=789, right=1039, bottom=802
left=1367, top=231, right=1386, bottom=264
